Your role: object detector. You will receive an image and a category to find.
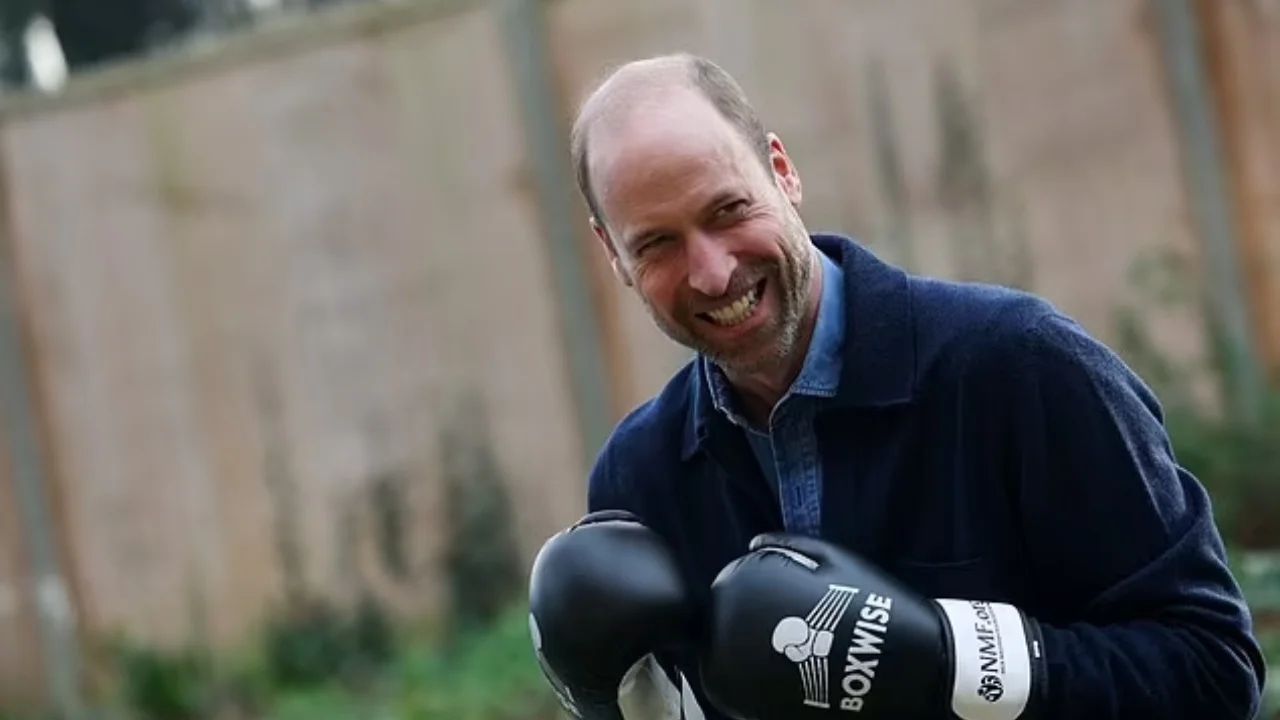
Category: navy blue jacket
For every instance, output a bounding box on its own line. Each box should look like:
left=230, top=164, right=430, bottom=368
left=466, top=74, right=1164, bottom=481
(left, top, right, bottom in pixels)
left=587, top=234, right=1266, bottom=719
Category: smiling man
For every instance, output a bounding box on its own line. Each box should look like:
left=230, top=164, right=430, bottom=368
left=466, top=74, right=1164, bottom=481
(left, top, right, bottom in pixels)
left=525, top=53, right=1267, bottom=720
left=575, top=54, right=820, bottom=433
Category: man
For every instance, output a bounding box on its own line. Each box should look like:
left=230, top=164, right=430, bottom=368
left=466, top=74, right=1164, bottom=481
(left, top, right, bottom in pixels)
left=529, top=52, right=1266, bottom=719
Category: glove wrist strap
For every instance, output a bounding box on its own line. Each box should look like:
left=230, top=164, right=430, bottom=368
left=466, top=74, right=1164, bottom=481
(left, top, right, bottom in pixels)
left=934, top=599, right=1045, bottom=720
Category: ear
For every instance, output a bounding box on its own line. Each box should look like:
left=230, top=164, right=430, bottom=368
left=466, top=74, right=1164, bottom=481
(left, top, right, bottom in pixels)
left=591, top=217, right=634, bottom=287
left=767, top=133, right=802, bottom=208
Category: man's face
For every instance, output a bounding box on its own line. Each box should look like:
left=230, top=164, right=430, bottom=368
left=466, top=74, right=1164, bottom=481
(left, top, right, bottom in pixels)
left=588, top=92, right=815, bottom=376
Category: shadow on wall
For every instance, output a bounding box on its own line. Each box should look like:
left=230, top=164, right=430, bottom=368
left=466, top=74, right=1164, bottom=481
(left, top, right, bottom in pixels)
left=326, top=390, right=527, bottom=641
left=860, top=50, right=1035, bottom=290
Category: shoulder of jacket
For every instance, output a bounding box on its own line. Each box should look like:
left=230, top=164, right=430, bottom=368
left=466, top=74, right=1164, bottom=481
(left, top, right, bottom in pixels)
left=587, top=360, right=698, bottom=511
left=908, top=276, right=1061, bottom=364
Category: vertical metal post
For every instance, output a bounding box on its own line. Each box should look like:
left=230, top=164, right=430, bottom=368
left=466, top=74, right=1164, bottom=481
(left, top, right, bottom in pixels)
left=495, top=0, right=614, bottom=468
left=1150, top=0, right=1264, bottom=425
left=0, top=164, right=84, bottom=716
left=864, top=57, right=916, bottom=272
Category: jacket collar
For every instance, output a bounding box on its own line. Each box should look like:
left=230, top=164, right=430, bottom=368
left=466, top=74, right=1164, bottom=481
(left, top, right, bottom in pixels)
left=682, top=233, right=916, bottom=459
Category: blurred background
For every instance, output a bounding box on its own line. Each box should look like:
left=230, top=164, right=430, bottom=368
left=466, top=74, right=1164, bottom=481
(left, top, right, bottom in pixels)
left=0, top=0, right=1275, bottom=718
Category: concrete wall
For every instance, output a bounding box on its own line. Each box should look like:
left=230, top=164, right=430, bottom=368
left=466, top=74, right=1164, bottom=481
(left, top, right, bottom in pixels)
left=0, top=0, right=1273, bottom=712
left=0, top=0, right=590, bottom=688
left=0, top=441, right=49, bottom=713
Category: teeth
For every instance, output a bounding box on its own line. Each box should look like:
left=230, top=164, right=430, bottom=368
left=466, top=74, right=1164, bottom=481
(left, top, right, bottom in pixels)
left=706, top=284, right=763, bottom=326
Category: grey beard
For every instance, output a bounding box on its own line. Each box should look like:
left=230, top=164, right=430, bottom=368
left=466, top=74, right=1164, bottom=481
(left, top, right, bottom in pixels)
left=682, top=248, right=815, bottom=377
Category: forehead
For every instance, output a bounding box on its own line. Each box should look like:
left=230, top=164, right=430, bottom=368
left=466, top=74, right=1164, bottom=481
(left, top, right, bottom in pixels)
left=588, top=95, right=762, bottom=231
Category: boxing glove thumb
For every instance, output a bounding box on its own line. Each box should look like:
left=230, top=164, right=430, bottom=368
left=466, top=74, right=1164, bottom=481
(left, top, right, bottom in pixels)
left=750, top=532, right=844, bottom=562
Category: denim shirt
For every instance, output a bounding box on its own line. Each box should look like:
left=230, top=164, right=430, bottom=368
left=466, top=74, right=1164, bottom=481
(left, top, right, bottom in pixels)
left=702, top=252, right=845, bottom=536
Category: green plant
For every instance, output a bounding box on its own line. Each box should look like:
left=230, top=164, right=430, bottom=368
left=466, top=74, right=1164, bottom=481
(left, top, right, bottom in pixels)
left=261, top=594, right=396, bottom=691
left=440, top=394, right=526, bottom=637
left=350, top=595, right=397, bottom=669
left=393, top=603, right=555, bottom=720
left=252, top=602, right=554, bottom=720
left=113, top=642, right=214, bottom=720
left=1163, top=393, right=1280, bottom=548
left=262, top=598, right=352, bottom=689
left=91, top=592, right=545, bottom=720
left=1257, top=631, right=1280, bottom=719
left=1111, top=246, right=1280, bottom=549
left=265, top=684, right=389, bottom=720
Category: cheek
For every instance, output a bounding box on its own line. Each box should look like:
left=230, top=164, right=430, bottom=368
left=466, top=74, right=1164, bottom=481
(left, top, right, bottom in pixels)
left=634, top=266, right=687, bottom=317
left=734, top=224, right=790, bottom=265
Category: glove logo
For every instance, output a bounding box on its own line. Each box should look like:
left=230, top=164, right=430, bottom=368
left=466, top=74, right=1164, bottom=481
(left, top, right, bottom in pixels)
left=770, top=584, right=859, bottom=709
left=978, top=674, right=1004, bottom=703
left=969, top=601, right=1009, bottom=706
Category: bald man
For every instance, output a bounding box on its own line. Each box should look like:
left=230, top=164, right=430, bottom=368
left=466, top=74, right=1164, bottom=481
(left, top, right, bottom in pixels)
left=527, top=53, right=1266, bottom=720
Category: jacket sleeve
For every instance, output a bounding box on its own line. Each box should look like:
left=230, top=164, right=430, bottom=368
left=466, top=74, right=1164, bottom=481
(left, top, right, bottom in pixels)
left=1004, top=309, right=1267, bottom=719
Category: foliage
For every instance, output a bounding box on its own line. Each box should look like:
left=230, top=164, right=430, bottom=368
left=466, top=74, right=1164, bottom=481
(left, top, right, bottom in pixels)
left=94, top=594, right=395, bottom=719
left=260, top=594, right=395, bottom=691
left=84, top=393, right=540, bottom=720
left=112, top=641, right=214, bottom=720
left=391, top=603, right=556, bottom=720
left=1111, top=245, right=1280, bottom=549
left=88, top=599, right=552, bottom=720
left=1259, top=632, right=1280, bottom=718
left=440, top=395, right=526, bottom=637
left=255, top=602, right=554, bottom=720
left=1165, top=395, right=1280, bottom=548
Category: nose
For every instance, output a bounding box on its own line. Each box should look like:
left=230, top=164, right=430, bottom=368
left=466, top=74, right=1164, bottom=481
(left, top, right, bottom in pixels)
left=685, top=231, right=736, bottom=297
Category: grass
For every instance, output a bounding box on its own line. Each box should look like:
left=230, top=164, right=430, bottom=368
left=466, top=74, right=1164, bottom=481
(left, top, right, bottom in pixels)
left=78, top=601, right=558, bottom=720
left=252, top=603, right=558, bottom=720
left=388, top=605, right=557, bottom=720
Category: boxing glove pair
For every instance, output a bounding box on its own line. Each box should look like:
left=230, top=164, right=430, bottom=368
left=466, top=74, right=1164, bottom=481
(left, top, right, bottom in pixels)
left=527, top=510, right=1047, bottom=720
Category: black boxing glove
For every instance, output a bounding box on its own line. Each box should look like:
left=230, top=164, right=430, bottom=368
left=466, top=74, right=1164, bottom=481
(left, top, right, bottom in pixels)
left=699, top=533, right=1047, bottom=720
left=527, top=510, right=700, bottom=719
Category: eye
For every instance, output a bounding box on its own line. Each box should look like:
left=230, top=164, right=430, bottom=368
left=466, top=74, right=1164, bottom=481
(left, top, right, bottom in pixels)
left=635, top=234, right=673, bottom=257
left=714, top=200, right=749, bottom=220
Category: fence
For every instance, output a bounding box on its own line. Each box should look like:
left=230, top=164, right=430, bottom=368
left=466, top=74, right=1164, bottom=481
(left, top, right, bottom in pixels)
left=0, top=0, right=1275, bottom=714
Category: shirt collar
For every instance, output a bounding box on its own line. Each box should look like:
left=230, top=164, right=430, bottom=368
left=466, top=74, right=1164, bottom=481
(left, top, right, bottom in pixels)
left=682, top=234, right=916, bottom=460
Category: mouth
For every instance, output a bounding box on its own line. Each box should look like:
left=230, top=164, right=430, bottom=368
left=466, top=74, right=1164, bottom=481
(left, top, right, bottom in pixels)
left=699, top=279, right=767, bottom=327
